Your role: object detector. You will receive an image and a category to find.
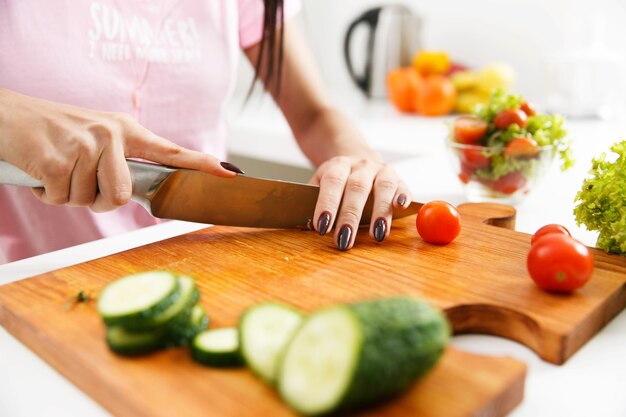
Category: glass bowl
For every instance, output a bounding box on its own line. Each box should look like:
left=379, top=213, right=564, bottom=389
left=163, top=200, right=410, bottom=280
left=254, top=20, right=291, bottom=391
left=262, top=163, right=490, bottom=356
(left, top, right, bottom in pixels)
left=446, top=140, right=558, bottom=205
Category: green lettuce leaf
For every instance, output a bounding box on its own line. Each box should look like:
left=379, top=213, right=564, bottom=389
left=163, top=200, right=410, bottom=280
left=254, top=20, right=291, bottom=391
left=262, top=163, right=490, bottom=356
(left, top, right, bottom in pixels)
left=574, top=140, right=626, bottom=254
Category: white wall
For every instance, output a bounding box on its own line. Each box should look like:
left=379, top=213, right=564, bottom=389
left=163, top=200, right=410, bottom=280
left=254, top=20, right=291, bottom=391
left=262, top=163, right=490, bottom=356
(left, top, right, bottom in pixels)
left=233, top=0, right=626, bottom=116
left=299, top=0, right=626, bottom=105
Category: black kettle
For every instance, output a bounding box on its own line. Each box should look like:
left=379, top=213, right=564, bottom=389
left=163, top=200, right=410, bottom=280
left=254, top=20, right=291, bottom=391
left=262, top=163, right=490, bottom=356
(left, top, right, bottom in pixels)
left=344, top=5, right=422, bottom=98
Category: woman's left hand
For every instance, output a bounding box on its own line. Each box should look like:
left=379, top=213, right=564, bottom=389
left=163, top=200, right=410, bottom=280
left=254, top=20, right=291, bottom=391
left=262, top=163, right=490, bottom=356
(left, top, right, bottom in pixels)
left=310, top=156, right=412, bottom=251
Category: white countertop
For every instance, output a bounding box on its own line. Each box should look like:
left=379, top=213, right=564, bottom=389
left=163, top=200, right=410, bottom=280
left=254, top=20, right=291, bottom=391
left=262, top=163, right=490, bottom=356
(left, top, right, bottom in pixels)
left=1, top=100, right=625, bottom=417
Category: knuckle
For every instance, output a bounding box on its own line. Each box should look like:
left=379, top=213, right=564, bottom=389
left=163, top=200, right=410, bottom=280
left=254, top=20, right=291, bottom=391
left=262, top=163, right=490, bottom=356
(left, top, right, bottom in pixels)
left=334, top=155, right=351, bottom=165
left=112, top=112, right=134, bottom=126
left=74, top=136, right=99, bottom=157
left=87, top=124, right=114, bottom=143
left=374, top=202, right=392, bottom=214
left=318, top=194, right=341, bottom=211
left=42, top=158, right=73, bottom=178
left=110, top=186, right=132, bottom=207
left=164, top=142, right=184, bottom=156
left=46, top=193, right=69, bottom=205
left=346, top=179, right=370, bottom=195
left=71, top=194, right=96, bottom=207
left=339, top=207, right=361, bottom=225
left=323, top=173, right=347, bottom=189
left=375, top=178, right=397, bottom=192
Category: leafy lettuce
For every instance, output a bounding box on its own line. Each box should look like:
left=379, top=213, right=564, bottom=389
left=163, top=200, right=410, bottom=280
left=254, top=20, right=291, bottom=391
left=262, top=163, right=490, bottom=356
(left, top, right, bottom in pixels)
left=574, top=141, right=626, bottom=254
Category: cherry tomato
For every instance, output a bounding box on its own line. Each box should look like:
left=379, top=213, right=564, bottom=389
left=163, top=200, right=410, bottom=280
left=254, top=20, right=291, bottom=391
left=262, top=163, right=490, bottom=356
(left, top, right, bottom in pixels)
left=527, top=234, right=594, bottom=293
left=415, top=75, right=457, bottom=116
left=458, top=171, right=471, bottom=184
left=493, top=109, right=528, bottom=129
left=488, top=171, right=527, bottom=195
left=504, top=137, right=540, bottom=158
left=416, top=201, right=461, bottom=244
left=387, top=68, right=423, bottom=113
left=458, top=161, right=474, bottom=184
left=520, top=101, right=536, bottom=116
left=462, top=148, right=491, bottom=169
left=454, top=116, right=488, bottom=144
left=531, top=224, right=571, bottom=246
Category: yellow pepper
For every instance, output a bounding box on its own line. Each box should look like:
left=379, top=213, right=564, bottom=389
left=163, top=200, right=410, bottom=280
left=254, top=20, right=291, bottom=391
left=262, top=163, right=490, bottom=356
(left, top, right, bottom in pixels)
left=412, top=50, right=451, bottom=76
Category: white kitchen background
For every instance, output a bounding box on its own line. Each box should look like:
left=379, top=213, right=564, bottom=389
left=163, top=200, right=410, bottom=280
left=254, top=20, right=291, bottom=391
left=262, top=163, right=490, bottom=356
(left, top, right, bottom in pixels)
left=233, top=0, right=626, bottom=118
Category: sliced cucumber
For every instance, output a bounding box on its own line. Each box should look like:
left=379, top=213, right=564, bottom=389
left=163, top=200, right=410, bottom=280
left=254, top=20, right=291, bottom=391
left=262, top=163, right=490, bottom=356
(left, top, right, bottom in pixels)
left=98, top=271, right=180, bottom=328
left=191, top=327, right=243, bottom=367
left=106, top=325, right=166, bottom=356
left=239, top=303, right=303, bottom=384
left=167, top=303, right=210, bottom=347
left=278, top=298, right=450, bottom=416
left=130, top=275, right=199, bottom=331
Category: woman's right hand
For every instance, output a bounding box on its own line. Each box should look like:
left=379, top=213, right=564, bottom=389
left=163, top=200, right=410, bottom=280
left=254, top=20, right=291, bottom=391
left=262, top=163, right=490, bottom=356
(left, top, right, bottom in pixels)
left=0, top=88, right=238, bottom=212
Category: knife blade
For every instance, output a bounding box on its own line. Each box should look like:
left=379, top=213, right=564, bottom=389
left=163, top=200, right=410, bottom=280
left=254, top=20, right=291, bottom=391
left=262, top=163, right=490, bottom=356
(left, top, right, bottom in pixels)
left=0, top=160, right=421, bottom=229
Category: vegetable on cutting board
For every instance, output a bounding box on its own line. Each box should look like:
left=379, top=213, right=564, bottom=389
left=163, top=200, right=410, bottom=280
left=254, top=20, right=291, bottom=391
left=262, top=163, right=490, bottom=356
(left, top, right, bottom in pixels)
left=278, top=297, right=450, bottom=416
left=97, top=271, right=208, bottom=356
left=527, top=231, right=594, bottom=293
left=531, top=224, right=571, bottom=246
left=574, top=140, right=626, bottom=255
left=416, top=201, right=462, bottom=244
left=98, top=271, right=181, bottom=329
left=191, top=327, right=243, bottom=367
left=239, top=303, right=303, bottom=383
left=96, top=273, right=450, bottom=415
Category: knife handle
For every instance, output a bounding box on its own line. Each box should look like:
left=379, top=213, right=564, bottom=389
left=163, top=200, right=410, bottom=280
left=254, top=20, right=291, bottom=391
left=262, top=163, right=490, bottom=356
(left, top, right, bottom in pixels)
left=0, top=160, right=44, bottom=187
left=0, top=160, right=174, bottom=208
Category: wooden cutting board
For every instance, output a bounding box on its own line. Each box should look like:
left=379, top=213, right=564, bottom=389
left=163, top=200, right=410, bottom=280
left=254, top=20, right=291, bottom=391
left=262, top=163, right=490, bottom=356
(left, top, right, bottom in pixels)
left=1, top=202, right=625, bottom=417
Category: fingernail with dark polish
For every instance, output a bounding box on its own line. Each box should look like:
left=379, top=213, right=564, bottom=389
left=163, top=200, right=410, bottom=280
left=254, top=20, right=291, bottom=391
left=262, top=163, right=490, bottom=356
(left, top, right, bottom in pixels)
left=338, top=225, right=352, bottom=251
left=317, top=211, right=331, bottom=236
left=220, top=162, right=245, bottom=174
left=374, top=218, right=387, bottom=242
left=397, top=193, right=407, bottom=207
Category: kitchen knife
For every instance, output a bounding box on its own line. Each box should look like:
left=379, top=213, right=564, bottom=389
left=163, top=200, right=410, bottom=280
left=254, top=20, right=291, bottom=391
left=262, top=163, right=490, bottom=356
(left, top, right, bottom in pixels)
left=0, top=160, right=421, bottom=229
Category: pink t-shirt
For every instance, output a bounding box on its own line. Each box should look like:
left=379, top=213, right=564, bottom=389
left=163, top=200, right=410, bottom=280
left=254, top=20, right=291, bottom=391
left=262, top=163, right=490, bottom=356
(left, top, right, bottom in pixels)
left=0, top=0, right=300, bottom=264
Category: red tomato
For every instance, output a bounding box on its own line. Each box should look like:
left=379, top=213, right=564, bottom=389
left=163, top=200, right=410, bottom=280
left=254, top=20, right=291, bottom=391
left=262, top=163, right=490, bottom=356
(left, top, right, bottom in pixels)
left=488, top=171, right=527, bottom=195
left=531, top=224, right=571, bottom=245
left=527, top=234, right=594, bottom=293
left=520, top=101, right=536, bottom=116
left=415, top=75, right=457, bottom=116
left=458, top=161, right=474, bottom=184
left=458, top=172, right=471, bottom=184
left=504, top=137, right=540, bottom=158
left=493, top=109, right=528, bottom=129
left=387, top=68, right=423, bottom=113
left=462, top=148, right=491, bottom=169
left=416, top=201, right=461, bottom=244
left=454, top=116, right=488, bottom=144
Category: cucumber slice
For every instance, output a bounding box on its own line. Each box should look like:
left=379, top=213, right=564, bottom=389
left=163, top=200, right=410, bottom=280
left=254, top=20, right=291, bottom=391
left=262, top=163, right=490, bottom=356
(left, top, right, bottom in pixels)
left=98, top=271, right=179, bottom=327
left=191, top=327, right=243, bottom=367
left=106, top=325, right=166, bottom=356
left=239, top=303, right=303, bottom=383
left=132, top=275, right=199, bottom=331
left=167, top=304, right=210, bottom=347
left=278, top=298, right=450, bottom=415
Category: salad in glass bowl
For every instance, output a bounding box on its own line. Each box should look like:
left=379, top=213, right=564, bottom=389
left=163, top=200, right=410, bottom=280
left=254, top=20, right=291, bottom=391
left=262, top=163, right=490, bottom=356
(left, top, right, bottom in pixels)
left=447, top=90, right=573, bottom=205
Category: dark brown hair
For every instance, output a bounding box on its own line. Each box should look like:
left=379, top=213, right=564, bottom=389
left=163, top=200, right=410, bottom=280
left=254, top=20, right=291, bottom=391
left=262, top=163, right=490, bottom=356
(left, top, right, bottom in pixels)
left=250, top=0, right=284, bottom=96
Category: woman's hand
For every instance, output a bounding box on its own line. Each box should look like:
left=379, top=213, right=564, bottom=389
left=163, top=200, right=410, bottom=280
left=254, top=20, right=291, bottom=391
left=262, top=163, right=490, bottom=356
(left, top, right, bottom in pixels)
left=310, top=156, right=412, bottom=251
left=0, top=88, right=238, bottom=212
left=244, top=23, right=412, bottom=251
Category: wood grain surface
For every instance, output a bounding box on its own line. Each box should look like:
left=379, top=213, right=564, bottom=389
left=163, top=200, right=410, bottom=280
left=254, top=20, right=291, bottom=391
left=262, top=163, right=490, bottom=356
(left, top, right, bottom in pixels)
left=1, top=202, right=625, bottom=417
